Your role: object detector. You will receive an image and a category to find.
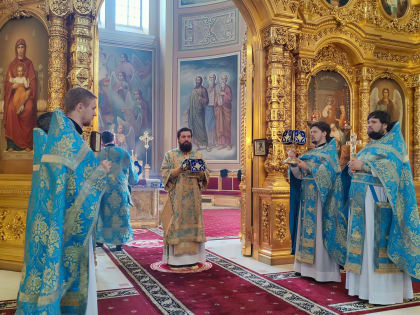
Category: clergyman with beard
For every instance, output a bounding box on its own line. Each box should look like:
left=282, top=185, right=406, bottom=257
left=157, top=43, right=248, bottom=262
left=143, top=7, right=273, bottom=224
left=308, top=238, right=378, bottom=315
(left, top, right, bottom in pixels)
left=346, top=110, right=420, bottom=304
left=160, top=127, right=209, bottom=270
left=288, top=121, right=347, bottom=282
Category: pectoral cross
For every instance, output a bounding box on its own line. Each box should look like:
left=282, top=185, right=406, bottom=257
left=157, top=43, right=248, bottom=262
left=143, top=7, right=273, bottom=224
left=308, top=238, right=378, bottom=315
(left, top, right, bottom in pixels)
left=346, top=133, right=361, bottom=157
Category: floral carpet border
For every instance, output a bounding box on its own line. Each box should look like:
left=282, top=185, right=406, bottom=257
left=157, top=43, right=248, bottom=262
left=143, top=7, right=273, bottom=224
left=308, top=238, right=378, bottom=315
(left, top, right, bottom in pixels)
left=109, top=249, right=194, bottom=315
left=0, top=300, right=16, bottom=310
left=205, top=251, right=338, bottom=315
left=329, top=293, right=420, bottom=313
left=0, top=288, right=140, bottom=311
left=97, top=288, right=139, bottom=300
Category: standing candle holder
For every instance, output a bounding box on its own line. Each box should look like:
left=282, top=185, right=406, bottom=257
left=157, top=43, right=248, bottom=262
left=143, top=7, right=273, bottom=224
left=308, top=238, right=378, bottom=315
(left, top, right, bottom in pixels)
left=281, top=129, right=307, bottom=165
left=139, top=131, right=153, bottom=179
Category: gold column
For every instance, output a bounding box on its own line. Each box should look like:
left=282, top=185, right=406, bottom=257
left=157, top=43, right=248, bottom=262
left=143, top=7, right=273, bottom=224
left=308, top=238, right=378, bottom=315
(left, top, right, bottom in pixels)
left=68, top=1, right=95, bottom=138
left=68, top=11, right=93, bottom=89
left=357, top=67, right=374, bottom=144
left=239, top=35, right=253, bottom=256
left=413, top=75, right=420, bottom=181
left=47, top=1, right=69, bottom=111
left=253, top=26, right=296, bottom=265
left=295, top=57, right=312, bottom=151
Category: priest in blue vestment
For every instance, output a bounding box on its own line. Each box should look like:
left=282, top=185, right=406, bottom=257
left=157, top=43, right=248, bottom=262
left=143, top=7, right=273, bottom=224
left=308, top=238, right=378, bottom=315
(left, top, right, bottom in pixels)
left=96, top=131, right=139, bottom=251
left=16, top=87, right=111, bottom=315
left=289, top=121, right=347, bottom=282
left=346, top=110, right=420, bottom=304
left=21, top=112, right=52, bottom=283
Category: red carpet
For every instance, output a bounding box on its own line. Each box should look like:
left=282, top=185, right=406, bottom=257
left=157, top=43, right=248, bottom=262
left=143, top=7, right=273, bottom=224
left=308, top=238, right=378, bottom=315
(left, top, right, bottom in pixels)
left=266, top=272, right=420, bottom=314
left=106, top=244, right=308, bottom=314
left=203, top=208, right=241, bottom=239
left=3, top=208, right=420, bottom=315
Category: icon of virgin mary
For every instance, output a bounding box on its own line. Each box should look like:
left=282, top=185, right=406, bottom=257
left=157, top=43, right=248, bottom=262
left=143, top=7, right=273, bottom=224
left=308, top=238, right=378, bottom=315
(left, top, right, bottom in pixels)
left=4, top=38, right=37, bottom=151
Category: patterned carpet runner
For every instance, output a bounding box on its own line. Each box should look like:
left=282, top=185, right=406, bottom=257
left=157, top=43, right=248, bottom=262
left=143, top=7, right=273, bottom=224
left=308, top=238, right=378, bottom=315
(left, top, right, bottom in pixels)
left=1, top=209, right=420, bottom=314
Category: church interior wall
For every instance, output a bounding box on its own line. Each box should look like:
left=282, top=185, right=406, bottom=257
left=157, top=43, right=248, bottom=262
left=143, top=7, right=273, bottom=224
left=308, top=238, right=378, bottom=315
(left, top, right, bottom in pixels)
left=170, top=0, right=247, bottom=173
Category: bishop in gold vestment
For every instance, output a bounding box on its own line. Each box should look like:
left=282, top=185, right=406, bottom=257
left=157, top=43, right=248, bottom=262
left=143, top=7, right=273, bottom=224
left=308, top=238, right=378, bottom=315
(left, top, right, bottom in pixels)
left=160, top=127, right=209, bottom=269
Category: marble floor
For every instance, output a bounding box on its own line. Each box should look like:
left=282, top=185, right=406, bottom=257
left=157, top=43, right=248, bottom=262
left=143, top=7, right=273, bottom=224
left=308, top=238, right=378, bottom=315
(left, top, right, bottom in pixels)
left=1, top=238, right=419, bottom=314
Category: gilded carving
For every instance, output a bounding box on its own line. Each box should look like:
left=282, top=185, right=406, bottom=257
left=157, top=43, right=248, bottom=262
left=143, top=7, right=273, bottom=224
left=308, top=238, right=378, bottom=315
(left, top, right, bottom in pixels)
left=300, top=27, right=375, bottom=58
left=295, top=57, right=312, bottom=152
left=356, top=67, right=374, bottom=144
left=314, top=45, right=354, bottom=81
left=262, top=26, right=296, bottom=184
left=48, top=0, right=69, bottom=17
left=48, top=15, right=68, bottom=111
left=0, top=209, right=25, bottom=241
left=240, top=35, right=247, bottom=241
left=273, top=203, right=287, bottom=242
left=303, top=0, right=419, bottom=34
left=262, top=200, right=270, bottom=242
left=413, top=75, right=420, bottom=180
left=374, top=51, right=410, bottom=64
left=274, top=0, right=300, bottom=14
left=263, top=26, right=297, bottom=51
left=73, top=0, right=93, bottom=15
left=68, top=13, right=93, bottom=89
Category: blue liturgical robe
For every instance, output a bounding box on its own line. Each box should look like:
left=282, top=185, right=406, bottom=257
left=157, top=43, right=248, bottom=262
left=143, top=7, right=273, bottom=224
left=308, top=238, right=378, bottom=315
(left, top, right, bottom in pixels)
left=16, top=110, right=107, bottom=315
left=96, top=144, right=139, bottom=245
left=290, top=139, right=348, bottom=266
left=346, top=122, right=420, bottom=279
left=21, top=128, right=48, bottom=276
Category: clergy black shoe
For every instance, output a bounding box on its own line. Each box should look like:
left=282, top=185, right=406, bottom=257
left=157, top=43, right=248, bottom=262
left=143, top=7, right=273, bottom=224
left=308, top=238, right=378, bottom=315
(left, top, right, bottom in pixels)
left=96, top=242, right=103, bottom=247
left=116, top=245, right=123, bottom=251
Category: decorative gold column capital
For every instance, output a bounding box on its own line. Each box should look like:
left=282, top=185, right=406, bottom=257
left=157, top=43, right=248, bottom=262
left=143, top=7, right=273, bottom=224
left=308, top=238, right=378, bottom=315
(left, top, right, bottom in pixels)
left=262, top=25, right=297, bottom=51
left=356, top=66, right=375, bottom=83
left=72, top=0, right=95, bottom=15
left=48, top=0, right=70, bottom=17
left=296, top=57, right=313, bottom=74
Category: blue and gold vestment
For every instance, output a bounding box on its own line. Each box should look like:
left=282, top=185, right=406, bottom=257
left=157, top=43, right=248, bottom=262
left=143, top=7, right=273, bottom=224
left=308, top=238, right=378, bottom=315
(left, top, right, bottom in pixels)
left=345, top=122, right=420, bottom=279
left=16, top=110, right=107, bottom=315
left=21, top=128, right=48, bottom=276
left=96, top=144, right=139, bottom=245
left=290, top=139, right=347, bottom=266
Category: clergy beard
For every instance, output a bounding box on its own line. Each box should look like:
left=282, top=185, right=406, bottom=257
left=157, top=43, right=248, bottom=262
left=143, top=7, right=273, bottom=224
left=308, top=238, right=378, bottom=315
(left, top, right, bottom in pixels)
left=179, top=141, right=192, bottom=153
left=368, top=130, right=385, bottom=140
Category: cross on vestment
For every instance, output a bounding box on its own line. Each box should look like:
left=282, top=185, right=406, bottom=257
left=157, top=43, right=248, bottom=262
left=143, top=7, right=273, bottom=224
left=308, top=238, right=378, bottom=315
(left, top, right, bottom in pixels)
left=346, top=133, right=361, bottom=157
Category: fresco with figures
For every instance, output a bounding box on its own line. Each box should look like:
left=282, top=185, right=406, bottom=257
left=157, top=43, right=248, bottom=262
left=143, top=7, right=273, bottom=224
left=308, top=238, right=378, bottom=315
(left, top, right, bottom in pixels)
left=0, top=17, right=48, bottom=153
left=179, top=0, right=228, bottom=8
left=308, top=70, right=351, bottom=167
left=370, top=78, right=405, bottom=130
left=98, top=44, right=153, bottom=167
left=178, top=53, right=239, bottom=163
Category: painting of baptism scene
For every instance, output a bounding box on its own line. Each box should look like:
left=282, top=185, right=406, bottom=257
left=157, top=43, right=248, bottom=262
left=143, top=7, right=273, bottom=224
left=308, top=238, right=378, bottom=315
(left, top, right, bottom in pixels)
left=98, top=45, right=153, bottom=167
